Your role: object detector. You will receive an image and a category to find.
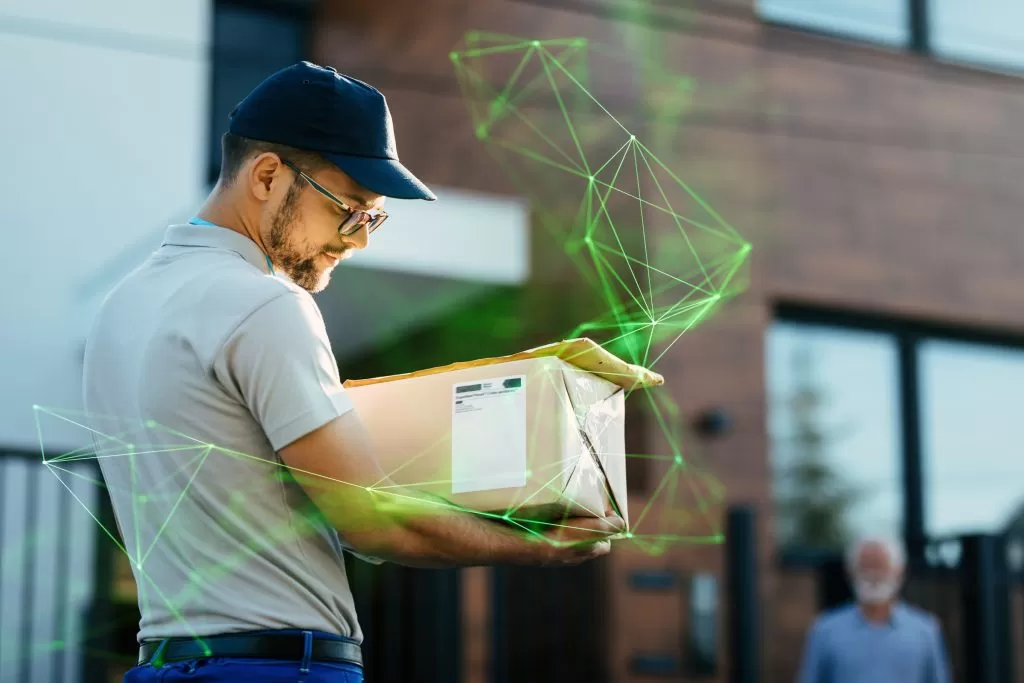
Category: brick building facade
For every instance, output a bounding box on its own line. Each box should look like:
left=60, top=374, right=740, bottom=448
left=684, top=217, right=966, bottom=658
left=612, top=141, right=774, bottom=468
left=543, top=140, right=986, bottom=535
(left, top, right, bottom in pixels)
left=315, top=2, right=1024, bottom=682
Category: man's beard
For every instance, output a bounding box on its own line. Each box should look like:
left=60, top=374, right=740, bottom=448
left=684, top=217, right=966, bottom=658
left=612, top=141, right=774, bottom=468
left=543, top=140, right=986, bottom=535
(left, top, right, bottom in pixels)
left=267, top=185, right=336, bottom=293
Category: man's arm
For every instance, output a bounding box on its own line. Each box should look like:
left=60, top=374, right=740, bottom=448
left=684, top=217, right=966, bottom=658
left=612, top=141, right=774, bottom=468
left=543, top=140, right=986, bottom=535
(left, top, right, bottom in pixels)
left=214, top=290, right=619, bottom=569
left=279, top=410, right=619, bottom=568
left=795, top=621, right=827, bottom=683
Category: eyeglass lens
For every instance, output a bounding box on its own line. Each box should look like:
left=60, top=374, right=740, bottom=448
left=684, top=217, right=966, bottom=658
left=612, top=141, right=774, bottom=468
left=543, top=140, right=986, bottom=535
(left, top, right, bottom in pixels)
left=340, top=211, right=384, bottom=235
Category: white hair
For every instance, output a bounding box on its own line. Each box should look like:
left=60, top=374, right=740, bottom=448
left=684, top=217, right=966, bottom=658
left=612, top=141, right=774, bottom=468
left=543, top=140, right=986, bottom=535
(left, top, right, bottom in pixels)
left=845, top=534, right=906, bottom=572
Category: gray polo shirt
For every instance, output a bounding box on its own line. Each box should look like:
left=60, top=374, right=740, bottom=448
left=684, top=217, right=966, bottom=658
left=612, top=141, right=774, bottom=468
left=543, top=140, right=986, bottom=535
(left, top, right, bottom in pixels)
left=82, top=223, right=362, bottom=643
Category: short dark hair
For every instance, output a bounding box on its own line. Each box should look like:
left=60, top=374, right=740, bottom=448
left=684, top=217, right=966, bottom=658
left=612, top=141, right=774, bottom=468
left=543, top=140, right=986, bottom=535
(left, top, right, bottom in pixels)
left=218, top=132, right=328, bottom=185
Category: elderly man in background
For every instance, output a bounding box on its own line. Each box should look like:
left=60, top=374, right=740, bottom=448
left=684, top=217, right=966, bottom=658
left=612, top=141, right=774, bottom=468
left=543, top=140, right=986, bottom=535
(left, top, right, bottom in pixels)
left=796, top=535, right=951, bottom=683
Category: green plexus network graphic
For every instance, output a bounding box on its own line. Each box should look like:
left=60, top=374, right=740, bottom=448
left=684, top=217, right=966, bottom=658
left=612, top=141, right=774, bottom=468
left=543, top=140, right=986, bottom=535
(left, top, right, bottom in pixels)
left=450, top=32, right=749, bottom=533
left=23, top=32, right=749, bottom=656
left=452, top=31, right=749, bottom=372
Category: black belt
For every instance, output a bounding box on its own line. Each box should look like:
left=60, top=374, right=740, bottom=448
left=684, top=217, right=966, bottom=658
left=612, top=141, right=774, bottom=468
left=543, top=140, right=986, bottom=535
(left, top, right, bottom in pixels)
left=139, top=633, right=362, bottom=667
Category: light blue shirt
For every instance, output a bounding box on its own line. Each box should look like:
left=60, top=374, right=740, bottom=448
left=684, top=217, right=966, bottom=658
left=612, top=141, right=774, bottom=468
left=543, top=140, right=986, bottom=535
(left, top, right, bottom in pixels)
left=797, top=603, right=951, bottom=683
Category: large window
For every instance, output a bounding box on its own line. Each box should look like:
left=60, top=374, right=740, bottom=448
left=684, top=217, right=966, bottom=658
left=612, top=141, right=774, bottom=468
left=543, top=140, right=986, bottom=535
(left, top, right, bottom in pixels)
left=930, top=0, right=1024, bottom=74
left=759, top=0, right=1024, bottom=76
left=758, top=0, right=910, bottom=48
left=767, top=323, right=904, bottom=558
left=920, top=340, right=1024, bottom=536
left=208, top=0, right=312, bottom=182
left=768, top=305, right=1024, bottom=564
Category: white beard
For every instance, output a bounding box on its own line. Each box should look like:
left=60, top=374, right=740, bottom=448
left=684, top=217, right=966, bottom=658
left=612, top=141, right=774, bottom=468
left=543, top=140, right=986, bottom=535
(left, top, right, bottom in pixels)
left=854, top=578, right=900, bottom=604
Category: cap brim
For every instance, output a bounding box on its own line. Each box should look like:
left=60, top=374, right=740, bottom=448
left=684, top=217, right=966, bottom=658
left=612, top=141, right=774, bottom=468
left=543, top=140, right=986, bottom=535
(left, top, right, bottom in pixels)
left=324, top=153, right=437, bottom=201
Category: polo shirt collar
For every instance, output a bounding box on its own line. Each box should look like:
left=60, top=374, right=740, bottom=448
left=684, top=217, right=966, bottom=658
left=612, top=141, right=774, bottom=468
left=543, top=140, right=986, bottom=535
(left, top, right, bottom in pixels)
left=162, top=223, right=273, bottom=275
left=855, top=601, right=904, bottom=628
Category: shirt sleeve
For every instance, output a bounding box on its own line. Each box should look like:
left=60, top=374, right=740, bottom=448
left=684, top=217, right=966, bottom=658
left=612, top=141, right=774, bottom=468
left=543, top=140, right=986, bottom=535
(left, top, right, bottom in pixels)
left=213, top=290, right=354, bottom=450
left=796, top=621, right=827, bottom=683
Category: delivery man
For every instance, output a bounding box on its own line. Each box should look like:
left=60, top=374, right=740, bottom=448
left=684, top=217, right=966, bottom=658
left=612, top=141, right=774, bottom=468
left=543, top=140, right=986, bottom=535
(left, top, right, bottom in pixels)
left=83, top=61, right=622, bottom=682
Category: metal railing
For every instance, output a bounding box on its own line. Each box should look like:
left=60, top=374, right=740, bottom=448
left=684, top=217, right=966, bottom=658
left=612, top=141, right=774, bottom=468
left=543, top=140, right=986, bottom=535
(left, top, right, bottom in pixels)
left=0, top=451, right=101, bottom=683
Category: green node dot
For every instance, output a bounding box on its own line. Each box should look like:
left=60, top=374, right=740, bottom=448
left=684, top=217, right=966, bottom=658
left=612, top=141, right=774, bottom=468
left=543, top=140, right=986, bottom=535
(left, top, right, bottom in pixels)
left=674, top=455, right=683, bottom=465
left=524, top=470, right=533, bottom=478
left=145, top=420, right=157, bottom=428
left=475, top=126, right=488, bottom=140
left=32, top=404, right=40, bottom=411
left=587, top=176, right=594, bottom=182
left=449, top=52, right=459, bottom=61
left=630, top=134, right=636, bottom=140
left=202, top=646, right=213, bottom=657
left=625, top=532, right=634, bottom=539
left=574, top=39, right=586, bottom=47
left=532, top=40, right=540, bottom=47
left=137, top=495, right=148, bottom=503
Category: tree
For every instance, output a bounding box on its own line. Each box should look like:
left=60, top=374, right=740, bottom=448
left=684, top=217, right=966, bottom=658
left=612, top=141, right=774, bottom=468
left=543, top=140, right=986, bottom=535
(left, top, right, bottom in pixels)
left=775, top=344, right=863, bottom=552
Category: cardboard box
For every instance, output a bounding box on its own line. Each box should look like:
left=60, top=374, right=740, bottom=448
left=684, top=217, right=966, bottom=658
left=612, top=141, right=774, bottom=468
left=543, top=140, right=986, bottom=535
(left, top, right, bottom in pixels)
left=343, top=339, right=663, bottom=525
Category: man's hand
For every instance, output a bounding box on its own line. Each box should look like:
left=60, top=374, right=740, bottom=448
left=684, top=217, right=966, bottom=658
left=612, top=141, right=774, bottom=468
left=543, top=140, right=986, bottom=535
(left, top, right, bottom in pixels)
left=533, top=515, right=625, bottom=566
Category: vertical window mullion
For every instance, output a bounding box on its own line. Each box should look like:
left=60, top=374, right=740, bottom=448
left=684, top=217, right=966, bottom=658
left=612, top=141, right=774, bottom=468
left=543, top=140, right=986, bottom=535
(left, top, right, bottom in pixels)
left=899, top=333, right=926, bottom=565
left=909, top=0, right=930, bottom=54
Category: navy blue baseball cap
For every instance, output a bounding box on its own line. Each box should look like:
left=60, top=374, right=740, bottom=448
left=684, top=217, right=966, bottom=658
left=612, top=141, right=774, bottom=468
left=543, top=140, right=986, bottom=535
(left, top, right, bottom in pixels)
left=228, top=61, right=436, bottom=201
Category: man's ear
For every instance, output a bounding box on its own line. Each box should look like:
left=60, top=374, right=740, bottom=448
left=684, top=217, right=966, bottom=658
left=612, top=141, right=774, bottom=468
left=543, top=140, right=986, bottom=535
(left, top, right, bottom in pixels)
left=248, top=153, right=285, bottom=201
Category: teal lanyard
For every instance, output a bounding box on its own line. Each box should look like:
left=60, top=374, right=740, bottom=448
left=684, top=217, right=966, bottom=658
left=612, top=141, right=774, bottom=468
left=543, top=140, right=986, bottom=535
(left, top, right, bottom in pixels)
left=189, top=217, right=274, bottom=274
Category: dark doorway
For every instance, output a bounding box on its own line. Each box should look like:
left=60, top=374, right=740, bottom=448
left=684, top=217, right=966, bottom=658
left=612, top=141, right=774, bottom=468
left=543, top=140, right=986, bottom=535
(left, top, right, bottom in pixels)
left=492, top=558, right=611, bottom=683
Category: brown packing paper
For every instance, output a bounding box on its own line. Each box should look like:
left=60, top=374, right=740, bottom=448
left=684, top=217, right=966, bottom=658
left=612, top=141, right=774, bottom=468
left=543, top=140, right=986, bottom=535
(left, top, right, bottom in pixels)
left=342, top=339, right=664, bottom=525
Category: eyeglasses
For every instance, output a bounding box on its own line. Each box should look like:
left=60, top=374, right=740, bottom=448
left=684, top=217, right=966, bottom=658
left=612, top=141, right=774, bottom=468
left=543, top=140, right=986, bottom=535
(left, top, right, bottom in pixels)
left=282, top=159, right=388, bottom=236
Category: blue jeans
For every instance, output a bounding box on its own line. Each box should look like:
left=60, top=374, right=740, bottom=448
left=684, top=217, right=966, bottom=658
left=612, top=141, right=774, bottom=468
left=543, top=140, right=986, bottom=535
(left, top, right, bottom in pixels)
left=123, top=630, right=363, bottom=683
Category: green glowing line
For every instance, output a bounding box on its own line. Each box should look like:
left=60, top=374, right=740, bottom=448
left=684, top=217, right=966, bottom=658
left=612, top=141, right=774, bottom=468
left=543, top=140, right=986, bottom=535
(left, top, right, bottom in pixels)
left=134, top=567, right=211, bottom=653
left=586, top=171, right=741, bottom=242
left=630, top=461, right=675, bottom=531
left=458, top=65, right=587, bottom=174
left=647, top=297, right=718, bottom=369
left=34, top=407, right=46, bottom=463
left=634, top=142, right=655, bottom=354
left=590, top=136, right=635, bottom=180
left=53, top=444, right=209, bottom=464
left=138, top=445, right=213, bottom=567
left=588, top=240, right=716, bottom=297
left=635, top=146, right=714, bottom=291
left=459, top=41, right=537, bottom=57
left=489, top=135, right=588, bottom=179
left=635, top=138, right=743, bottom=240
left=481, top=45, right=536, bottom=130
left=537, top=47, right=591, bottom=177
left=624, top=453, right=680, bottom=462
left=44, top=462, right=127, bottom=555
left=660, top=462, right=684, bottom=533
left=591, top=176, right=653, bottom=321
left=369, top=431, right=454, bottom=488
left=130, top=444, right=141, bottom=566
left=34, top=408, right=134, bottom=449
left=544, top=43, right=632, bottom=137
left=506, top=457, right=579, bottom=515
left=588, top=245, right=654, bottom=319
left=45, top=462, right=107, bottom=488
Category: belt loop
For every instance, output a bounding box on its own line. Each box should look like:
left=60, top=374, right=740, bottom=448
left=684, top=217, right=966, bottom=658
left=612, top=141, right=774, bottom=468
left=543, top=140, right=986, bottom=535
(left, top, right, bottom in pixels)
left=299, top=630, right=313, bottom=674
left=149, top=639, right=169, bottom=669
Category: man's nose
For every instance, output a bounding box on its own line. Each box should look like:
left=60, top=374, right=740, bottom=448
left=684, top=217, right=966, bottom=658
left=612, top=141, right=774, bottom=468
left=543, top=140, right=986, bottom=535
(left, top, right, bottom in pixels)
left=343, top=225, right=370, bottom=250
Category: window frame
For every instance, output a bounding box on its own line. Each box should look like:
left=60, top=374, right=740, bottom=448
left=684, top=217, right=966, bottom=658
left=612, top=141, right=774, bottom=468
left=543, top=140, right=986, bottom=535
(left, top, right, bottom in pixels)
left=206, top=0, right=315, bottom=184
left=772, top=301, right=1024, bottom=568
